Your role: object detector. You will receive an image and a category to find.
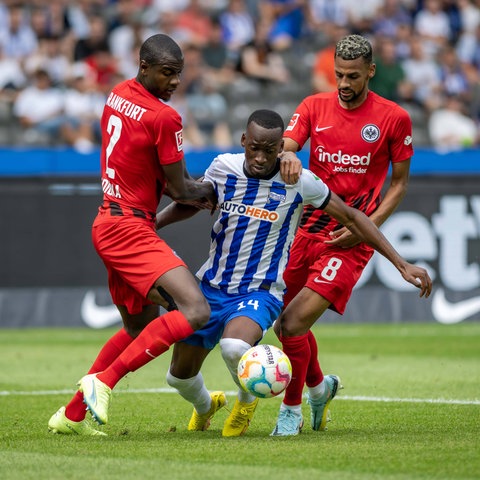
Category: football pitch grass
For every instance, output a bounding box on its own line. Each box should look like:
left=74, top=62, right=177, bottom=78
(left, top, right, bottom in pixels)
left=1, top=323, right=479, bottom=480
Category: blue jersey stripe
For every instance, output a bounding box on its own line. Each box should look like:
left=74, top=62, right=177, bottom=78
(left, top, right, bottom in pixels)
left=240, top=181, right=286, bottom=291
left=220, top=176, right=259, bottom=288
left=263, top=191, right=303, bottom=290
left=204, top=173, right=237, bottom=284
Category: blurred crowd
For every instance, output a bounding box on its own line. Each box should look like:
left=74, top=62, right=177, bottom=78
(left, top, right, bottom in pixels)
left=0, top=0, right=479, bottom=153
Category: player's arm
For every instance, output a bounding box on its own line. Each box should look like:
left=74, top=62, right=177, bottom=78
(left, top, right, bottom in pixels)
left=157, top=173, right=217, bottom=229
left=279, top=150, right=302, bottom=184
left=155, top=201, right=201, bottom=230
left=323, top=191, right=432, bottom=298
left=283, top=137, right=300, bottom=153
left=162, top=158, right=216, bottom=205
left=328, top=159, right=411, bottom=248
left=368, top=159, right=410, bottom=227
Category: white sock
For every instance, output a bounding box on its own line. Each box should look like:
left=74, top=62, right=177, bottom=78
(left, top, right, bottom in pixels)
left=220, top=338, right=257, bottom=404
left=166, top=369, right=211, bottom=414
left=308, top=379, right=326, bottom=399
left=280, top=402, right=302, bottom=414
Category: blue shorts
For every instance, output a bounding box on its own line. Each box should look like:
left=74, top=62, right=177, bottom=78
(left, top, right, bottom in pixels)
left=182, top=282, right=283, bottom=350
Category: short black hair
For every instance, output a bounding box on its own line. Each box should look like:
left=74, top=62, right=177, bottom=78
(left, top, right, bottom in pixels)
left=335, top=34, right=373, bottom=64
left=140, top=34, right=183, bottom=65
left=247, top=109, right=284, bottom=131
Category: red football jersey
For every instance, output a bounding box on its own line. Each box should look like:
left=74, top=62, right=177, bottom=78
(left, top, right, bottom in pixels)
left=99, top=78, right=184, bottom=215
left=285, top=90, right=413, bottom=240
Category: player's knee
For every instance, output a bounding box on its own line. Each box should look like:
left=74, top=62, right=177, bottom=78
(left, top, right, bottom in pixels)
left=220, top=338, right=251, bottom=375
left=182, top=296, right=211, bottom=331
left=275, top=312, right=299, bottom=337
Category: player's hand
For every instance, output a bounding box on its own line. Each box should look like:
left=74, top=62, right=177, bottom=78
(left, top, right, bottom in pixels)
left=279, top=151, right=302, bottom=184
left=324, top=226, right=360, bottom=248
left=401, top=263, right=433, bottom=298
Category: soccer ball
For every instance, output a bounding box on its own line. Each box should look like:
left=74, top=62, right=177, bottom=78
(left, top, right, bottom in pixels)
left=237, top=344, right=292, bottom=398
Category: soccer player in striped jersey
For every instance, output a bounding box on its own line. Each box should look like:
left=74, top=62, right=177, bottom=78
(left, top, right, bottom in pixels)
left=271, top=34, right=423, bottom=436
left=158, top=109, right=432, bottom=437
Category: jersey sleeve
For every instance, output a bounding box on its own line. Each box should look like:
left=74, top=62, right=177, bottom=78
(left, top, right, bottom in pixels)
left=390, top=105, right=414, bottom=163
left=299, top=169, right=331, bottom=209
left=284, top=98, right=312, bottom=150
left=153, top=107, right=184, bottom=166
left=203, top=155, right=221, bottom=185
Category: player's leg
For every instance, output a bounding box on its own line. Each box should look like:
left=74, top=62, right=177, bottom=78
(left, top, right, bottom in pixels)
left=271, top=287, right=330, bottom=436
left=220, top=290, right=282, bottom=437
left=48, top=326, right=136, bottom=434
left=79, top=265, right=210, bottom=425
left=220, top=316, right=261, bottom=437
left=167, top=342, right=226, bottom=431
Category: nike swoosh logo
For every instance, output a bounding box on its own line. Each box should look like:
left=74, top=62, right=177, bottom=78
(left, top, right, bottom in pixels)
left=81, top=291, right=121, bottom=329
left=315, top=126, right=333, bottom=132
left=145, top=349, right=157, bottom=359
left=313, top=276, right=331, bottom=284
left=431, top=288, right=480, bottom=324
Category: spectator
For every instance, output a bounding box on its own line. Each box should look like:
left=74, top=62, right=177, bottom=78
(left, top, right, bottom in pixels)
left=150, top=9, right=192, bottom=48
left=24, top=34, right=70, bottom=86
left=413, top=0, right=451, bottom=58
left=311, top=25, right=349, bottom=93
left=457, top=0, right=480, bottom=37
left=149, top=0, right=190, bottom=16
left=401, top=35, right=443, bottom=111
left=457, top=18, right=480, bottom=70
left=169, top=91, right=209, bottom=149
left=371, top=0, right=412, bottom=39
left=394, top=21, right=414, bottom=61
left=341, top=0, right=384, bottom=34
left=307, top=0, right=349, bottom=41
left=219, top=0, right=256, bottom=59
left=237, top=19, right=291, bottom=85
left=201, top=17, right=237, bottom=89
left=60, top=63, right=105, bottom=153
left=0, top=44, right=26, bottom=98
left=73, top=14, right=109, bottom=62
left=436, top=44, right=472, bottom=103
left=13, top=68, right=65, bottom=145
left=175, top=0, right=213, bottom=48
left=108, top=2, right=152, bottom=63
left=178, top=43, right=233, bottom=148
left=84, top=43, right=120, bottom=95
left=369, top=36, right=408, bottom=102
left=428, top=95, right=479, bottom=152
left=0, top=3, right=38, bottom=61
left=259, top=0, right=307, bottom=51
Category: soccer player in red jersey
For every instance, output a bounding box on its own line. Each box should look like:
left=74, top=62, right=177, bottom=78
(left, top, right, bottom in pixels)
left=271, top=34, right=427, bottom=436
left=48, top=34, right=217, bottom=435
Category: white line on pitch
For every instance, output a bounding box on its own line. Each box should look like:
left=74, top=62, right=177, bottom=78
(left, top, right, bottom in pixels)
left=0, top=388, right=478, bottom=405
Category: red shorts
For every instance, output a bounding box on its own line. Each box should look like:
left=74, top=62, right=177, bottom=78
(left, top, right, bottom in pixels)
left=283, top=232, right=374, bottom=314
left=92, top=208, right=186, bottom=315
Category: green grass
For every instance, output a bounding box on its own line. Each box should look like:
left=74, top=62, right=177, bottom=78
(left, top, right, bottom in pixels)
left=1, top=324, right=479, bottom=480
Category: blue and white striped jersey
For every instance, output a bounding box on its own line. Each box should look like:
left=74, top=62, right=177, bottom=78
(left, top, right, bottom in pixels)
left=196, top=153, right=331, bottom=301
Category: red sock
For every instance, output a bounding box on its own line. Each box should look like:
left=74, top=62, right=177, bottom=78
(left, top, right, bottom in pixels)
left=305, top=330, right=324, bottom=388
left=65, top=329, right=134, bottom=422
left=280, top=332, right=310, bottom=406
left=97, top=310, right=194, bottom=389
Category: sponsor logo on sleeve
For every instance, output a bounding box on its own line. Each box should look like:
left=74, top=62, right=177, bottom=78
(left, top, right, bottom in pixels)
left=286, top=114, right=300, bottom=132
left=175, top=129, right=183, bottom=151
